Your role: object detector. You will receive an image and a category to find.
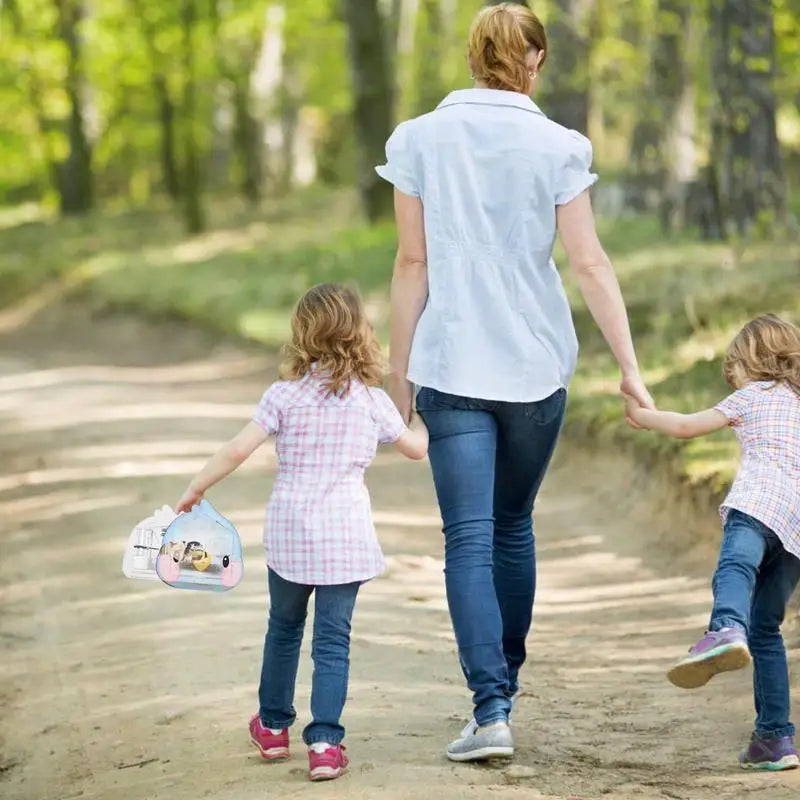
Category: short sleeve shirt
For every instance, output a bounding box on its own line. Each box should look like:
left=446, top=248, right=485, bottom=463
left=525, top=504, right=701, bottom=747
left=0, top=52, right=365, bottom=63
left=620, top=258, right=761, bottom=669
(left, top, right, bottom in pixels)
left=715, top=381, right=800, bottom=558
left=252, top=372, right=406, bottom=585
left=375, top=88, right=597, bottom=403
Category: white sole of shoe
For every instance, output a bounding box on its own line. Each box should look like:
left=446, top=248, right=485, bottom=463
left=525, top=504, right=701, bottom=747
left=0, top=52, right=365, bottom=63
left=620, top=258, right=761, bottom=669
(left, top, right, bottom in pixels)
left=309, top=766, right=345, bottom=781
left=447, top=745, right=514, bottom=762
left=251, top=739, right=290, bottom=761
left=740, top=754, right=799, bottom=771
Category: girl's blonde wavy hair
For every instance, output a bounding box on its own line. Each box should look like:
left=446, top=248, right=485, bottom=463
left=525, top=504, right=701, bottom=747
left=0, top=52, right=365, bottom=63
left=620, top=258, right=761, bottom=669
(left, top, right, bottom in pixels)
left=468, top=3, right=547, bottom=94
left=280, top=283, right=385, bottom=396
left=723, top=313, right=800, bottom=395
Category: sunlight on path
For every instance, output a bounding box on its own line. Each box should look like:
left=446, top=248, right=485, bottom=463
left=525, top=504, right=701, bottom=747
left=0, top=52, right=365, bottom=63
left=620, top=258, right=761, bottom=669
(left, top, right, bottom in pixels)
left=1, top=306, right=798, bottom=800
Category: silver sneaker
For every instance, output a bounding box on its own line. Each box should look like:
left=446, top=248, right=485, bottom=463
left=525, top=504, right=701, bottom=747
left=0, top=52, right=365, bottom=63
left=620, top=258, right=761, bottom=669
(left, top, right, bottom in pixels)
left=446, top=721, right=514, bottom=762
left=460, top=690, right=520, bottom=738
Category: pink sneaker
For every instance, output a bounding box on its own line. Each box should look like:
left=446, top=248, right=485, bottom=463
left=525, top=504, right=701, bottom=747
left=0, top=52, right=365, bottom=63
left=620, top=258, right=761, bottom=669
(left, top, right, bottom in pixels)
left=308, top=743, right=348, bottom=781
left=249, top=714, right=290, bottom=761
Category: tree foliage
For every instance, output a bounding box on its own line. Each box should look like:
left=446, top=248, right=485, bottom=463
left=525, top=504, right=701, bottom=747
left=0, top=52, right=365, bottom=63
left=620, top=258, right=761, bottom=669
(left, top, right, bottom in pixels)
left=0, top=0, right=796, bottom=234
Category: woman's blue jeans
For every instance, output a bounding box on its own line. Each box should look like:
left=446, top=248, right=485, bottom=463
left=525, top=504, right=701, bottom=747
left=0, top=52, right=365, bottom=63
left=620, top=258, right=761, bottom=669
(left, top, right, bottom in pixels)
left=258, top=568, right=360, bottom=745
left=417, top=386, right=566, bottom=727
left=710, top=509, right=800, bottom=739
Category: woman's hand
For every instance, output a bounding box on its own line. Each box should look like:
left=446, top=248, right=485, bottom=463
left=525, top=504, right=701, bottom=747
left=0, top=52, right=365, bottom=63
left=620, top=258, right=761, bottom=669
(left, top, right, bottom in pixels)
left=388, top=372, right=414, bottom=424
left=175, top=486, right=204, bottom=514
left=620, top=372, right=653, bottom=408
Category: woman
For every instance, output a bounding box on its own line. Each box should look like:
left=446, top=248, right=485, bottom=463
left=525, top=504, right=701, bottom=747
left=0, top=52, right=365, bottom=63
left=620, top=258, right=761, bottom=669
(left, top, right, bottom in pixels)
left=376, top=3, right=653, bottom=762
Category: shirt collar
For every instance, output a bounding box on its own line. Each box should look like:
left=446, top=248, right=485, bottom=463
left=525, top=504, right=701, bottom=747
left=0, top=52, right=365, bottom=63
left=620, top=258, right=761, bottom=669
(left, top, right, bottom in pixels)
left=436, top=88, right=545, bottom=117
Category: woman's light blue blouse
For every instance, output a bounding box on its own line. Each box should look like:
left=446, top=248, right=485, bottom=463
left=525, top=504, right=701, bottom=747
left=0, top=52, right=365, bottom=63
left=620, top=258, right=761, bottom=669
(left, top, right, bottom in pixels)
left=376, top=88, right=597, bottom=402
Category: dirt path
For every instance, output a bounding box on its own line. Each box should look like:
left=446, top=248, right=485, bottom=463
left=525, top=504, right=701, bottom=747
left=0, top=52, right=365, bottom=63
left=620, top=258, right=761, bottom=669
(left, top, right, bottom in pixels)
left=1, top=304, right=798, bottom=800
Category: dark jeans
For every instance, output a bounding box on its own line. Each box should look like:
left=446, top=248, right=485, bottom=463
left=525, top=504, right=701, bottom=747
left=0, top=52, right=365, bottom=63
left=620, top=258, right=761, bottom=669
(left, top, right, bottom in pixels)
left=417, top=386, right=566, bottom=726
left=710, top=509, right=800, bottom=739
left=258, top=568, right=360, bottom=745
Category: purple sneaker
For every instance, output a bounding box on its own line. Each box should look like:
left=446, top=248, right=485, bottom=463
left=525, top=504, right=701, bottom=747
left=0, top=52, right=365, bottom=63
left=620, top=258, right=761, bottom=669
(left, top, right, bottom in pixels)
left=740, top=736, right=800, bottom=771
left=667, top=628, right=751, bottom=689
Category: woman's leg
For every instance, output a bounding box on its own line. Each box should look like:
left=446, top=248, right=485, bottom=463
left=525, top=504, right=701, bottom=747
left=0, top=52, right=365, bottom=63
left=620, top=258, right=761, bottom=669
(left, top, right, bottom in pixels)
left=303, top=581, right=361, bottom=745
left=259, top=569, right=313, bottom=728
left=418, top=392, right=510, bottom=727
left=749, top=537, right=800, bottom=740
left=492, top=389, right=566, bottom=694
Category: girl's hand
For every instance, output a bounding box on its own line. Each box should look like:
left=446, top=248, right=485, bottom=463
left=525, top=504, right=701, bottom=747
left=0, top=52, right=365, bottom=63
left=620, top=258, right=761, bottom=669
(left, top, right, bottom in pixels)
left=394, top=411, right=429, bottom=460
left=622, top=393, right=648, bottom=429
left=620, top=372, right=653, bottom=429
left=388, top=373, right=414, bottom=425
left=175, top=486, right=204, bottom=514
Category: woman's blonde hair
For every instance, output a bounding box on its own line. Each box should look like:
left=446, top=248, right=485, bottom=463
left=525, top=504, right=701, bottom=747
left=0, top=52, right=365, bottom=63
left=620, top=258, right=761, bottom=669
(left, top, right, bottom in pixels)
left=468, top=3, right=547, bottom=94
left=280, top=283, right=385, bottom=395
left=723, top=313, right=800, bottom=394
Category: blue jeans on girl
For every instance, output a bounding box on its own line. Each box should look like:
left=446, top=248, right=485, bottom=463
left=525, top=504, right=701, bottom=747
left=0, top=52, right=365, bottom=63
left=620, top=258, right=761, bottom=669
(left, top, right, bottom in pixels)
left=417, top=386, right=566, bottom=727
left=711, top=509, right=800, bottom=739
left=258, top=568, right=360, bottom=744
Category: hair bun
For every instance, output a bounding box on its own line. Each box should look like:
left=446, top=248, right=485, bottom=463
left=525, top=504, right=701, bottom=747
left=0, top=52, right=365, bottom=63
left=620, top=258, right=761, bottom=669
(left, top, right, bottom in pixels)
left=468, top=3, right=547, bottom=93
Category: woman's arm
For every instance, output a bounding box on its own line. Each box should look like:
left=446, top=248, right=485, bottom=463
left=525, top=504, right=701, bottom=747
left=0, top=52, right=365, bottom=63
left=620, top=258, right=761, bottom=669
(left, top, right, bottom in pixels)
left=623, top=395, right=729, bottom=439
left=389, top=189, right=428, bottom=423
left=393, top=412, right=429, bottom=460
left=175, top=421, right=269, bottom=511
left=557, top=191, right=654, bottom=411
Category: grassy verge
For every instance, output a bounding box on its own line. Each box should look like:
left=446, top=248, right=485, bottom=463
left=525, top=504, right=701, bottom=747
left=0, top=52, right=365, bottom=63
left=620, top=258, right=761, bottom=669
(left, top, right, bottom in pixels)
left=2, top=191, right=798, bottom=493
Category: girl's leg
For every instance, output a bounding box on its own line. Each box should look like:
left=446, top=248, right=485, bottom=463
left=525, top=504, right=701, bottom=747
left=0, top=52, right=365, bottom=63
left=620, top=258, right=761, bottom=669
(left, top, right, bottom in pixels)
left=417, top=391, right=510, bottom=728
left=709, top=510, right=769, bottom=632
left=259, top=569, right=313, bottom=728
left=668, top=510, right=767, bottom=689
left=492, top=389, right=566, bottom=694
left=749, top=538, right=800, bottom=740
left=303, top=581, right=361, bottom=746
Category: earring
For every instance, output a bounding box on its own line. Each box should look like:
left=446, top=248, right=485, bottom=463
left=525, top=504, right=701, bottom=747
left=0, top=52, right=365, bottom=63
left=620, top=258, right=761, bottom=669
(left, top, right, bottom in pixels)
left=529, top=71, right=537, bottom=78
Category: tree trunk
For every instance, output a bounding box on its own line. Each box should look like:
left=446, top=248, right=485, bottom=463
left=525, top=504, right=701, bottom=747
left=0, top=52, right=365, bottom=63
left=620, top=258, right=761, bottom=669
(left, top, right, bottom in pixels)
left=210, top=0, right=263, bottom=204
left=276, top=58, right=304, bottom=193
left=710, top=0, right=786, bottom=236
left=232, top=77, right=264, bottom=202
left=339, top=0, right=395, bottom=221
left=180, top=0, right=205, bottom=234
left=395, top=0, right=419, bottom=117
left=538, top=0, right=591, bottom=133
left=155, top=75, right=182, bottom=200
left=251, top=4, right=287, bottom=193
left=653, top=0, right=697, bottom=230
left=413, top=0, right=445, bottom=114
left=55, top=0, right=93, bottom=215
left=128, top=0, right=182, bottom=200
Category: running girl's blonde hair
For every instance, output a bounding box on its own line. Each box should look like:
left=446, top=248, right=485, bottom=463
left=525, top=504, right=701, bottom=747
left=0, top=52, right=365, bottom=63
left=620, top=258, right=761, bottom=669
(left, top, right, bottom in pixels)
left=723, top=314, right=800, bottom=394
left=280, top=283, right=384, bottom=396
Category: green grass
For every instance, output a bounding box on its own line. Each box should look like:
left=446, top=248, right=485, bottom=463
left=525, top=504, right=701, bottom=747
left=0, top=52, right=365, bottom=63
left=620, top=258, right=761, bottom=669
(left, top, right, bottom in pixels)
left=2, top=191, right=798, bottom=493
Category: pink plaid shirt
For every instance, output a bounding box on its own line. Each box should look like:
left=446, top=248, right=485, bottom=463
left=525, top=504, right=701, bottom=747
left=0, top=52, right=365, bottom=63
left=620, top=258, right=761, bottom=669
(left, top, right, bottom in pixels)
left=715, top=381, right=800, bottom=559
left=252, top=372, right=406, bottom=585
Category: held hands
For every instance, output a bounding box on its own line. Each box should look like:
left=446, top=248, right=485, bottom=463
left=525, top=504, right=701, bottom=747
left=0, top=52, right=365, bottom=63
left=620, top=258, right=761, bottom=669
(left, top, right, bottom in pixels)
left=622, top=392, right=649, bottom=429
left=619, top=372, right=654, bottom=430
left=387, top=372, right=414, bottom=425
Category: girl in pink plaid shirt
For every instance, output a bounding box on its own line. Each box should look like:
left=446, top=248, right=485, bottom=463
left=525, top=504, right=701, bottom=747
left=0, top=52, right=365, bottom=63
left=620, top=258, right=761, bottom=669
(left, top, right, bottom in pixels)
left=625, top=314, right=800, bottom=771
left=176, top=284, right=428, bottom=781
